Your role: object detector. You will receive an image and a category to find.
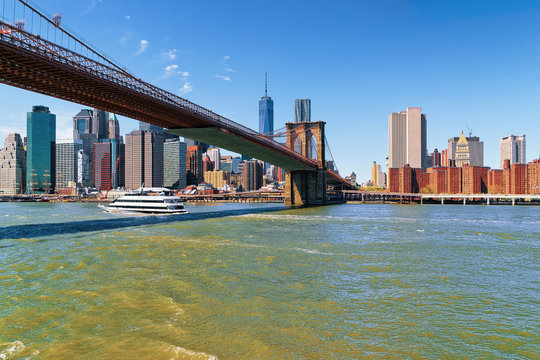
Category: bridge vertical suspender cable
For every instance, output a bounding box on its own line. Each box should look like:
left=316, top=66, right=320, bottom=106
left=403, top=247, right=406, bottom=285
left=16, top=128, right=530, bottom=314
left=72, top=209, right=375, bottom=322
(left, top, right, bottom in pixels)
left=325, top=136, right=340, bottom=175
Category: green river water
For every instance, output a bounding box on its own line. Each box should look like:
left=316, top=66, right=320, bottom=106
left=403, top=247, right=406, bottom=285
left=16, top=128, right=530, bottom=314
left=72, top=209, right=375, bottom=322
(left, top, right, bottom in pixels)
left=0, top=202, right=538, bottom=359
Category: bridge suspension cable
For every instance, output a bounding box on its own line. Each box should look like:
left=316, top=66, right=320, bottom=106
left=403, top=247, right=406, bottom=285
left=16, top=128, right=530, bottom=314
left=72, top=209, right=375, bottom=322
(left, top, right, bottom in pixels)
left=325, top=136, right=340, bottom=175
left=1, top=0, right=131, bottom=76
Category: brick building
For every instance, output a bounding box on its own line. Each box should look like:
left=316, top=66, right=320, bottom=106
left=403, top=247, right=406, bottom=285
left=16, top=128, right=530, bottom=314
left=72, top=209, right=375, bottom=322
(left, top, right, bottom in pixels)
left=399, top=165, right=414, bottom=193
left=388, top=168, right=399, bottom=192
left=187, top=145, right=203, bottom=185
left=528, top=159, right=540, bottom=194
left=461, top=165, right=488, bottom=194
left=429, top=167, right=447, bottom=194
left=446, top=167, right=461, bottom=194
left=487, top=169, right=504, bottom=194
left=509, top=164, right=527, bottom=195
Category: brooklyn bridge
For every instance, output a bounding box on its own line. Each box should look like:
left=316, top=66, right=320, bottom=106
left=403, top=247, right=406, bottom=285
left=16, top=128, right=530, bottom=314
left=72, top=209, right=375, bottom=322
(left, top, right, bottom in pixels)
left=0, top=0, right=354, bottom=206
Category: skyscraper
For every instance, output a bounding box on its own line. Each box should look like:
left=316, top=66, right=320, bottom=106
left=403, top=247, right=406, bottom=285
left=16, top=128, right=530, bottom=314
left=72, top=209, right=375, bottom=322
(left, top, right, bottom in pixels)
left=139, top=121, right=178, bottom=141
left=500, top=134, right=526, bottom=169
left=108, top=114, right=121, bottom=140
left=125, top=130, right=145, bottom=190
left=77, top=149, right=90, bottom=187
left=388, top=107, right=427, bottom=170
left=73, top=109, right=98, bottom=186
left=93, top=142, right=112, bottom=191
left=26, top=105, right=56, bottom=193
left=56, top=139, right=82, bottom=189
left=447, top=134, right=484, bottom=167
left=431, top=149, right=441, bottom=167
left=186, top=145, right=203, bottom=185
left=371, top=161, right=383, bottom=187
left=73, top=109, right=93, bottom=140
left=184, top=138, right=209, bottom=153
left=203, top=155, right=214, bottom=173
left=100, top=138, right=124, bottom=189
left=92, top=108, right=109, bottom=139
left=294, top=99, right=311, bottom=123
left=242, top=160, right=264, bottom=191
left=163, top=139, right=187, bottom=190
left=259, top=74, right=274, bottom=172
left=144, top=131, right=164, bottom=188
left=124, top=130, right=164, bottom=189
left=139, top=121, right=164, bottom=134
left=259, top=73, right=274, bottom=135
left=206, top=147, right=221, bottom=171
left=0, top=133, right=25, bottom=195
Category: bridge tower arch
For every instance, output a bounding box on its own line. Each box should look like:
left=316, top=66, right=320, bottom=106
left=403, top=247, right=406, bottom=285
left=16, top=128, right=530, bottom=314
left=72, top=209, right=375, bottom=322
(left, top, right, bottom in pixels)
left=285, top=121, right=327, bottom=206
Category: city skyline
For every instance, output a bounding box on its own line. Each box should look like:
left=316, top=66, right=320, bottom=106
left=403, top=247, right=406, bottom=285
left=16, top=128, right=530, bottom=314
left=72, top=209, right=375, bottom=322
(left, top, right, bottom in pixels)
left=0, top=0, right=539, bottom=181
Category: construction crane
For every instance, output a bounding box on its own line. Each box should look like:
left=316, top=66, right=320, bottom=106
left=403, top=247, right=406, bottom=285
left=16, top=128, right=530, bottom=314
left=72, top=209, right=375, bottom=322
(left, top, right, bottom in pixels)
left=101, top=155, right=121, bottom=200
left=465, top=122, right=473, bottom=137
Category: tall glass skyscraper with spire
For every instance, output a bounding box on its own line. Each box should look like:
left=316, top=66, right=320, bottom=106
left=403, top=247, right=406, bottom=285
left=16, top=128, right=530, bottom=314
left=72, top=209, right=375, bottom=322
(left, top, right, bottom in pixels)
left=258, top=73, right=273, bottom=171
left=259, top=73, right=274, bottom=136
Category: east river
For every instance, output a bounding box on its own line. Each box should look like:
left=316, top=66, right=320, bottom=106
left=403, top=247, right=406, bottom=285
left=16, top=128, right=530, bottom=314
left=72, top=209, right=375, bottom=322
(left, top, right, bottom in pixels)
left=0, top=202, right=538, bottom=359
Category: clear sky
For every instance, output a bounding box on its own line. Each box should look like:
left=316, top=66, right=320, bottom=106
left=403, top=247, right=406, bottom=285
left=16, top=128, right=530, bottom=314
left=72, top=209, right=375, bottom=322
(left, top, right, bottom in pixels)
left=1, top=0, right=539, bottom=181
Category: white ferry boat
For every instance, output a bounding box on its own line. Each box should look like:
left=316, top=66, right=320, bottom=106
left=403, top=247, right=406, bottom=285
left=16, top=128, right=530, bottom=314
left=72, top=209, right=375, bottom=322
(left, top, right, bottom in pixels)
left=99, top=188, right=187, bottom=214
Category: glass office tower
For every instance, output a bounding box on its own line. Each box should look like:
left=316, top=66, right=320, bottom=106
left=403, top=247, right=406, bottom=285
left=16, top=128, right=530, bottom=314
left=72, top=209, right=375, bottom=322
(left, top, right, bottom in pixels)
left=259, top=73, right=274, bottom=135
left=259, top=74, right=274, bottom=171
left=26, top=105, right=56, bottom=193
left=294, top=99, right=311, bottom=123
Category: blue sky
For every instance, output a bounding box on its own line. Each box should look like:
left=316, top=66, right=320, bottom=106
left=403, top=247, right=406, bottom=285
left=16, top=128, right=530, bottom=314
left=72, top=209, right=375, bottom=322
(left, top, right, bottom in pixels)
left=1, top=0, right=539, bottom=181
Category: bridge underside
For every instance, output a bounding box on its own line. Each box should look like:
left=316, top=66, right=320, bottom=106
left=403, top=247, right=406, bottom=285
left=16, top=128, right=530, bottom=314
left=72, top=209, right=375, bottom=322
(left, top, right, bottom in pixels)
left=0, top=40, right=206, bottom=129
left=169, top=127, right=348, bottom=189
left=168, top=127, right=313, bottom=171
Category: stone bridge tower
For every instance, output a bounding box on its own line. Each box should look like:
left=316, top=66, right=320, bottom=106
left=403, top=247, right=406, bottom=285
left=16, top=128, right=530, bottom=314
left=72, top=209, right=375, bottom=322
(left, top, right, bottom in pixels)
left=284, top=121, right=327, bottom=206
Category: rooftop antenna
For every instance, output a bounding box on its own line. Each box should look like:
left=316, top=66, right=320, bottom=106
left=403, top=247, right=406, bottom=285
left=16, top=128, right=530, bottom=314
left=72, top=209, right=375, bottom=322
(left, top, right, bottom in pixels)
left=264, top=72, right=268, bottom=98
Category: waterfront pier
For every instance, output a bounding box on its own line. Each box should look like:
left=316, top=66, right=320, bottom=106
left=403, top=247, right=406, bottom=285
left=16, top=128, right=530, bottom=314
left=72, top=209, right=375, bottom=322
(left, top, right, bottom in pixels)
left=342, top=190, right=540, bottom=205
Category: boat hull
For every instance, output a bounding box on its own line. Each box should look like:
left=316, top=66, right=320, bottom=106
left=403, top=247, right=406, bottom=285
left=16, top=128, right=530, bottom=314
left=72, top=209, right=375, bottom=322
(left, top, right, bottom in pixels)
left=98, top=204, right=188, bottom=214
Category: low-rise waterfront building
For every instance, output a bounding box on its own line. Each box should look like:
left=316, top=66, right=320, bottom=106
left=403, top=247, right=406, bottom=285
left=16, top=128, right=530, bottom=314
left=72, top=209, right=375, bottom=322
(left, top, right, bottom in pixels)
left=204, top=170, right=230, bottom=189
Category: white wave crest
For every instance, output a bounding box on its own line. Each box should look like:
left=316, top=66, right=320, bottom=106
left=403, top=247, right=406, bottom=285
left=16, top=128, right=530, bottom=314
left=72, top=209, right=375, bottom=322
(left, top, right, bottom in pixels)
left=294, top=248, right=335, bottom=255
left=238, top=214, right=352, bottom=222
left=165, top=345, right=218, bottom=360
left=0, top=341, right=25, bottom=360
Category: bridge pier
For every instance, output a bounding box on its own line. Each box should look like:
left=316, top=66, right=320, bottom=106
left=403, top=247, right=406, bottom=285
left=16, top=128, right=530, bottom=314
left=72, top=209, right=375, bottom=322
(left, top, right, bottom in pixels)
left=284, top=169, right=327, bottom=206
left=284, top=121, right=327, bottom=207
